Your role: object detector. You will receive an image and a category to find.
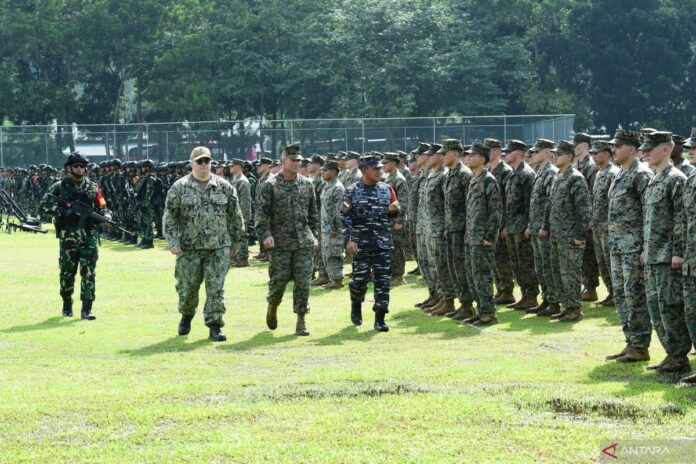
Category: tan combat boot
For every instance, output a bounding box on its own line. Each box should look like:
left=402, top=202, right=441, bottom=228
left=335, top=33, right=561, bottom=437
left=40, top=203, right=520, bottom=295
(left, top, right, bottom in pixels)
left=657, top=356, right=690, bottom=373
left=495, top=291, right=516, bottom=305
left=322, top=278, right=344, bottom=289
left=515, top=295, right=539, bottom=311
left=616, top=347, right=650, bottom=363
left=232, top=259, right=249, bottom=268
left=295, top=313, right=309, bottom=336
left=537, top=303, right=561, bottom=317
left=422, top=295, right=442, bottom=313
left=311, top=274, right=331, bottom=286
left=431, top=298, right=455, bottom=317
left=647, top=355, right=671, bottom=370
left=415, top=291, right=434, bottom=308
left=452, top=304, right=474, bottom=321
left=472, top=314, right=498, bottom=326
left=606, top=344, right=630, bottom=361
left=581, top=287, right=598, bottom=302
left=526, top=300, right=548, bottom=314
left=558, top=309, right=583, bottom=322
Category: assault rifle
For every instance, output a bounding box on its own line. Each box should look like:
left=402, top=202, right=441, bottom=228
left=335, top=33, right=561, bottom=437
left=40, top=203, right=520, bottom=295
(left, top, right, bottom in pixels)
left=0, top=188, right=48, bottom=234
left=47, top=193, right=135, bottom=236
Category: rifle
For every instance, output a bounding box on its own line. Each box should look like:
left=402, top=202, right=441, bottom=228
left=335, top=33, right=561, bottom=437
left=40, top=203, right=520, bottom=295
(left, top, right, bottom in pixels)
left=47, top=193, right=135, bottom=236
left=0, top=188, right=48, bottom=234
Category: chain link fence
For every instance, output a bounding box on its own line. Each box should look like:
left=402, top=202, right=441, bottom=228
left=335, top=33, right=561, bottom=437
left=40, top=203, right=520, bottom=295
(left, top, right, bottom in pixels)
left=0, top=114, right=574, bottom=167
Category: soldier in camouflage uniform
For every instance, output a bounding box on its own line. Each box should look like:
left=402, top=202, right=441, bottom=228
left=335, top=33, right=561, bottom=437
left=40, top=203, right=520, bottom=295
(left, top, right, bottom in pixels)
left=340, top=151, right=362, bottom=188
left=134, top=159, right=157, bottom=248
left=318, top=159, right=345, bottom=289
left=501, top=140, right=539, bottom=310
left=254, top=158, right=273, bottom=261
left=541, top=140, right=591, bottom=322
left=640, top=132, right=691, bottom=373
left=40, top=153, right=109, bottom=321
left=440, top=139, right=475, bottom=321
left=573, top=133, right=601, bottom=302
left=589, top=141, right=620, bottom=306
left=680, top=129, right=696, bottom=384
left=164, top=147, right=244, bottom=342
left=309, top=155, right=330, bottom=285
left=383, top=152, right=409, bottom=286
left=406, top=150, right=423, bottom=274
left=462, top=143, right=502, bottom=326
left=671, top=133, right=695, bottom=178
left=230, top=159, right=252, bottom=267
left=526, top=139, right=560, bottom=316
left=413, top=144, right=439, bottom=309
left=122, top=161, right=139, bottom=245
left=341, top=155, right=400, bottom=332
left=256, top=144, right=318, bottom=336
left=485, top=138, right=515, bottom=304
left=605, top=130, right=654, bottom=363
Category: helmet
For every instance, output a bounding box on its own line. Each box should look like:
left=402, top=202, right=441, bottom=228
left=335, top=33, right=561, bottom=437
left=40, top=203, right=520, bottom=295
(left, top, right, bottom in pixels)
left=64, top=152, right=89, bottom=166
left=140, top=159, right=155, bottom=169
left=112, top=158, right=122, bottom=168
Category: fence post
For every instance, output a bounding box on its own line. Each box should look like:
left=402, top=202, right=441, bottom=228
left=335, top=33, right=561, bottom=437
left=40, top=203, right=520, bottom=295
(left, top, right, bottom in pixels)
left=503, top=114, right=507, bottom=143
left=45, top=134, right=49, bottom=163
left=145, top=123, right=149, bottom=159
left=344, top=128, right=348, bottom=152
left=165, top=132, right=169, bottom=162
left=0, top=126, right=3, bottom=167
left=432, top=117, right=436, bottom=142
left=361, top=120, right=365, bottom=153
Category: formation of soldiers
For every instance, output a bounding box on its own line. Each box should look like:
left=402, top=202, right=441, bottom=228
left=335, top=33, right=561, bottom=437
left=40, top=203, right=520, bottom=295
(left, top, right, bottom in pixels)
left=3, top=126, right=696, bottom=384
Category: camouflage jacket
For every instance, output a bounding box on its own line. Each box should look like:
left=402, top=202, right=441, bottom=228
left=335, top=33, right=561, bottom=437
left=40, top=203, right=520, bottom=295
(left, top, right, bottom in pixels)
left=675, top=159, right=695, bottom=178
left=385, top=170, right=408, bottom=227
left=591, top=163, right=620, bottom=231
left=255, top=173, right=318, bottom=250
left=400, top=166, right=413, bottom=183
left=320, top=178, right=345, bottom=245
left=408, top=170, right=423, bottom=229
left=312, top=174, right=324, bottom=218
left=443, top=161, right=473, bottom=232
left=465, top=169, right=502, bottom=246
left=40, top=177, right=109, bottom=238
left=231, top=173, right=252, bottom=222
left=341, top=180, right=398, bottom=251
left=608, top=159, right=653, bottom=254
left=134, top=173, right=157, bottom=209
left=340, top=167, right=361, bottom=188
left=546, top=167, right=591, bottom=242
left=163, top=174, right=244, bottom=250
left=416, top=169, right=431, bottom=235
left=574, top=155, right=599, bottom=194
left=491, top=161, right=513, bottom=230
left=528, top=162, right=558, bottom=234
left=683, top=172, right=696, bottom=276
left=643, top=164, right=686, bottom=264
left=504, top=162, right=535, bottom=234
left=425, top=166, right=447, bottom=236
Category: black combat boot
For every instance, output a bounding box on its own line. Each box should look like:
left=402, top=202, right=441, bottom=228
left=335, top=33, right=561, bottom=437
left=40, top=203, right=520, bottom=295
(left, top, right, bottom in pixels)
left=141, top=240, right=154, bottom=249
left=208, top=324, right=227, bottom=342
left=351, top=302, right=363, bottom=326
left=81, top=300, right=96, bottom=320
left=178, top=314, right=194, bottom=335
left=127, top=235, right=138, bottom=245
left=62, top=298, right=73, bottom=317
left=374, top=311, right=389, bottom=332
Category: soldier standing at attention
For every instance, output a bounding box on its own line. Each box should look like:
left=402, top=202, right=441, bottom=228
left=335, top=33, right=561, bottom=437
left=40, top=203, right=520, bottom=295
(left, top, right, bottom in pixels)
left=318, top=159, right=345, bottom=289
left=230, top=159, right=252, bottom=267
left=309, top=155, right=330, bottom=286
left=541, top=140, right=591, bottom=322
left=640, top=132, right=691, bottom=373
left=341, top=155, right=400, bottom=332
left=163, top=147, right=245, bottom=342
left=254, top=157, right=273, bottom=262
left=134, top=159, right=157, bottom=249
left=462, top=143, right=502, bottom=326
left=671, top=134, right=695, bottom=177
left=680, top=129, right=696, bottom=384
left=383, top=152, right=409, bottom=286
left=40, top=152, right=109, bottom=321
left=256, top=144, right=319, bottom=336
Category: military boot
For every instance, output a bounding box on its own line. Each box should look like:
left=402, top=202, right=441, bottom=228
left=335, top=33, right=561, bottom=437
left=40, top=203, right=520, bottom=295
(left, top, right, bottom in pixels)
left=266, top=304, right=278, bottom=330
left=322, top=278, right=344, bottom=289
left=472, top=314, right=498, bottom=326
left=351, top=302, right=363, bottom=326
left=515, top=296, right=539, bottom=311
left=415, top=291, right=434, bottom=308
left=537, top=303, right=561, bottom=317
left=581, top=287, right=598, bottom=302
left=600, top=294, right=615, bottom=306
left=606, top=344, right=630, bottom=361
left=407, top=266, right=420, bottom=275
left=208, top=324, right=226, bottom=342
left=232, top=259, right=249, bottom=267
left=657, top=356, right=691, bottom=373
left=311, top=274, right=331, bottom=286
left=495, top=291, right=516, bottom=305
left=295, top=313, right=310, bottom=336
left=374, top=311, right=389, bottom=332
left=127, top=235, right=138, bottom=245
left=390, top=276, right=405, bottom=286
left=647, top=355, right=671, bottom=371
left=62, top=298, right=73, bottom=317
left=431, top=298, right=455, bottom=317
left=558, top=309, right=583, bottom=322
left=463, top=313, right=481, bottom=324
left=80, top=300, right=96, bottom=320
left=422, top=295, right=442, bottom=312
left=141, top=240, right=154, bottom=249
left=526, top=300, right=548, bottom=314
left=178, top=314, right=194, bottom=335
left=679, top=372, right=696, bottom=385
left=136, top=239, right=147, bottom=248
left=616, top=347, right=650, bottom=363
left=451, top=304, right=474, bottom=321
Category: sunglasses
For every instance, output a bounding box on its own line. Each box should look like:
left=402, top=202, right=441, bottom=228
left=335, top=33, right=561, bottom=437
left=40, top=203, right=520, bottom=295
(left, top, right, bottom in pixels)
left=195, top=158, right=211, bottom=165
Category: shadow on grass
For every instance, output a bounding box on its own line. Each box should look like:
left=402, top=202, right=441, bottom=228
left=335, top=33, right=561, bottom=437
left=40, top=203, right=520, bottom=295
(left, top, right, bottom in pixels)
left=311, top=324, right=379, bottom=346
left=1, top=316, right=80, bottom=333
left=218, top=331, right=296, bottom=352
left=497, top=307, right=577, bottom=335
left=391, top=309, right=480, bottom=340
left=119, top=335, right=210, bottom=356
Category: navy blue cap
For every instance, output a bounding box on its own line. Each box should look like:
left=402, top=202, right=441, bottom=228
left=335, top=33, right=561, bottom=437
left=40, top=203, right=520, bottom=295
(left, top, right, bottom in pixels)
left=359, top=155, right=384, bottom=168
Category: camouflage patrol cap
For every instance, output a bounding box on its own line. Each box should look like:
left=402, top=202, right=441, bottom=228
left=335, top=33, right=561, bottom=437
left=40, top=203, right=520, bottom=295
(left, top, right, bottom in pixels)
left=323, top=159, right=340, bottom=172
left=437, top=139, right=464, bottom=153
left=589, top=140, right=613, bottom=154
left=672, top=134, right=685, bottom=145
left=530, top=138, right=555, bottom=152
left=383, top=152, right=400, bottom=163
left=483, top=138, right=502, bottom=149
left=336, top=151, right=347, bottom=160
left=283, top=143, right=302, bottom=159
left=638, top=131, right=673, bottom=151
left=359, top=154, right=384, bottom=169
left=502, top=139, right=529, bottom=153
left=259, top=157, right=273, bottom=165
left=190, top=146, right=212, bottom=161
left=231, top=158, right=245, bottom=167
left=273, top=159, right=281, bottom=166
left=684, top=128, right=696, bottom=149
left=325, top=153, right=338, bottom=161
left=414, top=142, right=431, bottom=155
left=347, top=151, right=361, bottom=160
left=552, top=140, right=576, bottom=155
left=424, top=143, right=442, bottom=156
left=573, top=132, right=592, bottom=145
left=609, top=129, right=641, bottom=147
left=465, top=142, right=491, bottom=161
left=310, top=154, right=325, bottom=166
left=300, top=158, right=310, bottom=167
left=641, top=127, right=657, bottom=135
left=397, top=150, right=408, bottom=159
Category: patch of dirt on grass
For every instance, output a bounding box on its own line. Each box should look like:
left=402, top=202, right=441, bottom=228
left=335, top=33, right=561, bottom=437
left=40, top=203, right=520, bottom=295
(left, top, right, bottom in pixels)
left=540, top=397, right=685, bottom=422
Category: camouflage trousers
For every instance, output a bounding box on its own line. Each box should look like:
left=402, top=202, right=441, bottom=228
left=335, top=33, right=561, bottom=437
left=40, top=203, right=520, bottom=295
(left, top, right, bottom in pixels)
left=320, top=234, right=343, bottom=281
left=592, top=227, right=613, bottom=296
left=154, top=202, right=164, bottom=237
left=644, top=264, right=691, bottom=357
left=267, top=247, right=313, bottom=314
left=407, top=219, right=418, bottom=261
left=465, top=244, right=496, bottom=315
left=531, top=236, right=558, bottom=304
left=314, top=234, right=328, bottom=276
left=139, top=207, right=155, bottom=241
left=549, top=237, right=584, bottom=311
left=175, top=247, right=230, bottom=327
left=235, top=238, right=249, bottom=260
left=682, top=274, right=696, bottom=350
left=350, top=249, right=392, bottom=313
left=506, top=232, right=539, bottom=299
left=59, top=233, right=99, bottom=302
left=582, top=231, right=600, bottom=290
left=609, top=252, right=652, bottom=349
left=416, top=233, right=435, bottom=292
left=427, top=234, right=456, bottom=299
left=493, top=236, right=514, bottom=294
left=391, top=227, right=406, bottom=278
left=446, top=231, right=473, bottom=305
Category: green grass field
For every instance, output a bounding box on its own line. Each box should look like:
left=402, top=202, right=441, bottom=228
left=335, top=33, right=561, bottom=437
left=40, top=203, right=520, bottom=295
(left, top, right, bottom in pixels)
left=1, top=230, right=694, bottom=463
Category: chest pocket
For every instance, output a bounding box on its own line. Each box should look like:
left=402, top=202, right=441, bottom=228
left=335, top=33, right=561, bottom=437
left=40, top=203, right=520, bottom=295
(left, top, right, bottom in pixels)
left=182, top=195, right=199, bottom=209
left=647, top=186, right=666, bottom=205
left=210, top=193, right=228, bottom=209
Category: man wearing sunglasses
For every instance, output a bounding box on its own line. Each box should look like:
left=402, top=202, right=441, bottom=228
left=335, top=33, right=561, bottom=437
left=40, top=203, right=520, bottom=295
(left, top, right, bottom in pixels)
left=163, top=147, right=245, bottom=342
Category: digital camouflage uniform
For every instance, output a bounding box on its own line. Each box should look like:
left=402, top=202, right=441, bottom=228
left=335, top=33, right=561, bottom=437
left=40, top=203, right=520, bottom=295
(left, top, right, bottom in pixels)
left=529, top=162, right=559, bottom=305
left=416, top=168, right=434, bottom=292
left=591, top=160, right=620, bottom=298
left=425, top=164, right=455, bottom=300
left=444, top=159, right=474, bottom=306
left=574, top=154, right=600, bottom=292
left=682, top=170, right=696, bottom=348
left=163, top=174, right=245, bottom=328
left=255, top=173, right=318, bottom=314
left=608, top=158, right=653, bottom=349
left=134, top=172, right=157, bottom=241
left=231, top=172, right=252, bottom=260
left=385, top=167, right=408, bottom=279
left=312, top=173, right=327, bottom=277
left=320, top=177, right=345, bottom=281
left=490, top=160, right=514, bottom=295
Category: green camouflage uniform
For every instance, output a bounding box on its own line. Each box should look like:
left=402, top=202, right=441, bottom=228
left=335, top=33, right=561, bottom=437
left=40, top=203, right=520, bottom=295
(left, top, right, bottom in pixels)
left=319, top=177, right=345, bottom=280
left=134, top=172, right=157, bottom=240
left=643, top=164, right=691, bottom=358
left=575, top=155, right=600, bottom=292
left=529, top=162, right=559, bottom=305
left=682, top=171, right=696, bottom=347
left=231, top=172, right=252, bottom=260
left=608, top=159, right=653, bottom=349
left=490, top=161, right=514, bottom=294
left=591, top=162, right=620, bottom=297
left=385, top=169, right=408, bottom=278
left=444, top=161, right=474, bottom=305
left=312, top=174, right=327, bottom=276
left=256, top=173, right=318, bottom=314
left=163, top=174, right=244, bottom=328
left=425, top=165, right=454, bottom=299
left=546, top=167, right=591, bottom=312
left=407, top=170, right=422, bottom=262
left=465, top=170, right=502, bottom=315
left=415, top=169, right=434, bottom=292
